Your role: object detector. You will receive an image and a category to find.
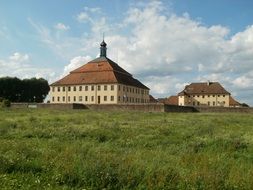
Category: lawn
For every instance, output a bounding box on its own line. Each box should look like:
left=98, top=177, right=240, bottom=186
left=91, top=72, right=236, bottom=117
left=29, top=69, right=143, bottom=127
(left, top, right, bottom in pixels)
left=0, top=108, right=253, bottom=189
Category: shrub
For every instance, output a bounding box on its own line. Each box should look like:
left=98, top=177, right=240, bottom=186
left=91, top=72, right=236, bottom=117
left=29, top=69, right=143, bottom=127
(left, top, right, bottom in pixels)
left=1, top=99, right=11, bottom=107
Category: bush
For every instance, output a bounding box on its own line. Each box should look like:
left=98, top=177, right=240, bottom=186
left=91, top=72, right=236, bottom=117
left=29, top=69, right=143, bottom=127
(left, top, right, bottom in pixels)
left=1, top=99, right=11, bottom=107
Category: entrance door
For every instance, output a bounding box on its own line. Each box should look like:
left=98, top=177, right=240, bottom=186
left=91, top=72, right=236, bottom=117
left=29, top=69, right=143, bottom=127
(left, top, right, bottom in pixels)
left=98, top=96, right=100, bottom=104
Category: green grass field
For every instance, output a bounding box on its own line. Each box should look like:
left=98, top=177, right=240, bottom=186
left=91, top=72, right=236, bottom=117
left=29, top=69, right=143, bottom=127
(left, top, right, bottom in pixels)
left=0, top=108, right=253, bottom=189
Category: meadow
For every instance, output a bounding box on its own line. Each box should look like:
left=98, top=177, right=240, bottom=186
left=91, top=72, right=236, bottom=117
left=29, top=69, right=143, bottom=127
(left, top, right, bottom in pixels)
left=0, top=108, right=253, bottom=189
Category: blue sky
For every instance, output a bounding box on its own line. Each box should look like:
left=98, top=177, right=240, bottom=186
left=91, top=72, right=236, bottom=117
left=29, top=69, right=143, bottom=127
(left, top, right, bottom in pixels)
left=0, top=0, right=253, bottom=105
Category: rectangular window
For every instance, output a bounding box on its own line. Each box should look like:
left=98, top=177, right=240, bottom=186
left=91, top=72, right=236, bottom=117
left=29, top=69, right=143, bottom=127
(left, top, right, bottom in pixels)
left=91, top=96, right=94, bottom=102
left=193, top=101, right=195, bottom=106
left=98, top=85, right=101, bottom=91
left=58, top=87, right=60, bottom=92
left=91, top=86, right=94, bottom=91
left=68, top=96, right=70, bottom=102
left=85, top=96, right=88, bottom=101
left=104, top=96, right=107, bottom=101
left=197, top=95, right=199, bottom=97
left=218, top=95, right=220, bottom=97
left=202, top=95, right=205, bottom=98
left=118, top=96, right=120, bottom=101
left=213, top=95, right=215, bottom=97
left=52, top=97, right=54, bottom=102
left=127, top=87, right=129, bottom=92
left=111, top=96, right=114, bottom=101
left=79, top=96, right=82, bottom=101
left=85, top=86, right=88, bottom=91
left=223, top=95, right=225, bottom=97
left=73, top=96, right=76, bottom=102
left=208, top=101, right=210, bottom=106
left=57, top=97, right=60, bottom=101
left=63, top=87, right=65, bottom=92
left=118, top=85, right=121, bottom=91
left=73, top=86, right=76, bottom=91
left=63, top=96, right=65, bottom=102
left=79, top=86, right=82, bottom=91
left=213, top=101, right=215, bottom=106
left=207, top=95, right=210, bottom=97
left=52, top=87, right=55, bottom=92
left=197, top=102, right=200, bottom=106
left=111, top=85, right=114, bottom=91
left=193, top=95, right=195, bottom=97
left=130, top=88, right=131, bottom=93
left=123, top=86, right=125, bottom=91
left=68, top=86, right=71, bottom=91
left=104, top=85, right=107, bottom=91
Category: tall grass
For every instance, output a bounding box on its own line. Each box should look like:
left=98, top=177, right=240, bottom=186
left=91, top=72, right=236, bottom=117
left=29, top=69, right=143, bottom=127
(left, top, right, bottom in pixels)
left=0, top=108, right=253, bottom=189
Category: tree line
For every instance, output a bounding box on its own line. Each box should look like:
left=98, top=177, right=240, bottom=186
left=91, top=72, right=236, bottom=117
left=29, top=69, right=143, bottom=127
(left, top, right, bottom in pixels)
left=0, top=77, right=49, bottom=103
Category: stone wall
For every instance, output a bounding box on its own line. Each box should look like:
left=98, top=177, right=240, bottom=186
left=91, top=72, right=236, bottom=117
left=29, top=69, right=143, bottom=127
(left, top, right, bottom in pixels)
left=11, top=103, right=87, bottom=110
left=10, top=103, right=253, bottom=113
left=86, top=103, right=165, bottom=112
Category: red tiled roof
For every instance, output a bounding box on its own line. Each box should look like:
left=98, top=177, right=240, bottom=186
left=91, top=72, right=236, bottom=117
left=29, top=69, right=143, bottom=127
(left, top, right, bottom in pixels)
left=229, top=96, right=241, bottom=106
left=178, top=82, right=230, bottom=95
left=51, top=57, right=149, bottom=89
left=158, top=96, right=178, bottom=105
left=149, top=95, right=158, bottom=103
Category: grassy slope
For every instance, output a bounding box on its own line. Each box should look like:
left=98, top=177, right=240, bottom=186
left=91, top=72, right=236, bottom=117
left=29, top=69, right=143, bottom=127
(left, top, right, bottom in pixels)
left=0, top=108, right=253, bottom=189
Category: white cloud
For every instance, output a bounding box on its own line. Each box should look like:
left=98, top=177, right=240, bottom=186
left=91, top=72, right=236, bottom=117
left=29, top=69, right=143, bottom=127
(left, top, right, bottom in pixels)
left=77, top=12, right=91, bottom=23
left=54, top=23, right=70, bottom=31
left=28, top=2, right=253, bottom=105
left=9, top=52, right=29, bottom=62
left=0, top=52, right=55, bottom=81
left=62, top=55, right=92, bottom=77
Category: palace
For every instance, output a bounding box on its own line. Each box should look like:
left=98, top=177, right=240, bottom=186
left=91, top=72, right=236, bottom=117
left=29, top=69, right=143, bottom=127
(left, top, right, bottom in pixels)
left=49, top=40, right=150, bottom=104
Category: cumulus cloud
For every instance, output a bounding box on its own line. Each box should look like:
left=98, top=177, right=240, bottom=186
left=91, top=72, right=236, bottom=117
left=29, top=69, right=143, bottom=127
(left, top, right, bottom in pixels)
left=29, top=2, right=253, bottom=105
left=0, top=52, right=55, bottom=80
left=62, top=55, right=92, bottom=77
left=54, top=23, right=70, bottom=31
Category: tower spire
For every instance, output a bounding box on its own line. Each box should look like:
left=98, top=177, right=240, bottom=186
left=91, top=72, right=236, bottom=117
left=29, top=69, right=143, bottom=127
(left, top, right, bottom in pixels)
left=100, top=34, right=107, bottom=57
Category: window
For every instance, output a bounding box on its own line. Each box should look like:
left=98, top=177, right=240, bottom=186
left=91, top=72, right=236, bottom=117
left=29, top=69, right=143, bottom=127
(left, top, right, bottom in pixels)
left=79, top=96, right=82, bottom=101
left=111, top=85, right=114, bottom=91
left=104, top=85, right=107, bottom=91
left=57, top=97, right=60, bottom=101
left=197, top=101, right=200, bottom=106
left=68, top=96, right=70, bottom=102
left=218, top=95, right=220, bottom=97
left=52, top=97, right=54, bottom=102
left=135, top=89, right=137, bottom=93
left=98, top=85, right=101, bottom=91
left=118, top=85, right=121, bottom=91
left=193, top=101, right=195, bottom=106
left=52, top=87, right=55, bottom=92
left=111, top=96, right=114, bottom=101
left=207, top=95, right=210, bottom=97
left=85, top=96, right=88, bottom=101
left=91, top=86, right=94, bottom=91
left=213, top=101, right=215, bottom=106
left=104, top=96, right=107, bottom=101
left=79, top=86, right=82, bottom=91
left=58, top=87, right=60, bottom=92
left=202, top=95, right=205, bottom=98
left=193, top=95, right=195, bottom=97
left=63, top=96, right=65, bottom=102
left=123, top=86, right=125, bottom=91
left=73, top=86, right=76, bottom=91
left=127, top=87, right=128, bottom=92
left=85, top=86, right=88, bottom=91
left=213, top=95, right=215, bottom=97
left=63, top=87, right=65, bottom=92
left=118, top=96, right=120, bottom=101
left=197, top=95, right=200, bottom=97
left=73, top=96, right=76, bottom=102
left=188, top=95, right=190, bottom=98
left=68, top=86, right=71, bottom=91
left=208, top=101, right=210, bottom=106
left=91, top=96, right=94, bottom=102
left=223, top=95, right=225, bottom=97
left=130, top=88, right=131, bottom=93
